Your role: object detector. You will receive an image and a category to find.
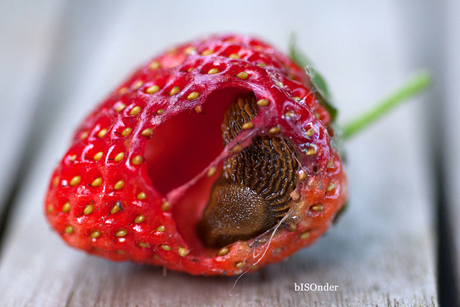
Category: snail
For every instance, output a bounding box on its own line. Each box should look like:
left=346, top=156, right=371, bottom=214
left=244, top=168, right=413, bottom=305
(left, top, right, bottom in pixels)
left=198, top=95, right=299, bottom=248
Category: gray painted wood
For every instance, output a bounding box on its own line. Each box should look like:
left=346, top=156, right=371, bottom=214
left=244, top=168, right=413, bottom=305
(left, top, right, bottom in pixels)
left=0, top=0, right=64, bottom=213
left=444, top=0, right=460, bottom=301
left=0, top=0, right=438, bottom=306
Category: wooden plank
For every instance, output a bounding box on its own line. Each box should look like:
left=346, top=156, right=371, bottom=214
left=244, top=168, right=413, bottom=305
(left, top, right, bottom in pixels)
left=0, top=0, right=64, bottom=215
left=0, top=1, right=437, bottom=306
left=443, top=0, right=460, bottom=301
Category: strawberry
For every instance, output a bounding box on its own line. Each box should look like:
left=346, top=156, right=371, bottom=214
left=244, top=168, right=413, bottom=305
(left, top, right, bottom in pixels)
left=44, top=34, right=347, bottom=276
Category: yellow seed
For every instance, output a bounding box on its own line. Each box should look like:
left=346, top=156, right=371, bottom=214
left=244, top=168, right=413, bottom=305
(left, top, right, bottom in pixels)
left=207, top=68, right=219, bottom=74
left=117, top=250, right=126, bottom=255
left=53, top=176, right=60, bottom=187
left=311, top=204, right=324, bottom=212
left=119, top=87, right=128, bottom=94
left=236, top=71, right=249, bottom=79
left=242, top=122, right=254, bottom=130
left=84, top=204, right=94, bottom=215
left=217, top=247, right=229, bottom=256
left=201, top=49, right=213, bottom=55
left=157, top=225, right=165, bottom=232
left=229, top=53, right=240, bottom=59
left=62, top=202, right=70, bottom=213
left=64, top=226, right=74, bottom=234
left=306, top=128, right=315, bottom=137
left=157, top=109, right=164, bottom=114
left=161, top=201, right=172, bottom=211
left=134, top=214, right=145, bottom=224
left=327, top=160, right=334, bottom=168
left=130, top=106, right=141, bottom=116
left=70, top=176, right=81, bottom=186
left=235, top=261, right=246, bottom=269
left=250, top=265, right=259, bottom=270
left=149, top=61, right=161, bottom=70
left=137, top=192, right=147, bottom=200
left=273, top=247, right=283, bottom=254
left=121, top=127, right=132, bottom=137
left=116, top=229, right=127, bottom=237
left=256, top=99, right=269, bottom=106
left=169, top=86, right=180, bottom=96
left=207, top=167, right=217, bottom=177
left=97, top=129, right=108, bottom=138
left=90, top=230, right=101, bottom=239
left=131, top=155, right=144, bottom=165
left=138, top=242, right=150, bottom=248
left=184, top=46, right=196, bottom=55
left=187, top=91, right=199, bottom=100
left=93, top=152, right=103, bottom=161
left=80, top=131, right=89, bottom=140
left=187, top=67, right=194, bottom=72
left=285, top=111, right=295, bottom=118
left=110, top=205, right=120, bottom=214
left=300, top=231, right=311, bottom=240
left=178, top=247, right=189, bottom=257
left=269, top=126, right=280, bottom=134
left=114, top=180, right=124, bottom=190
left=69, top=155, right=76, bottom=162
left=315, top=112, right=320, bottom=119
left=194, top=106, right=204, bottom=113
left=115, top=103, right=126, bottom=112
left=47, top=204, right=53, bottom=213
left=114, top=152, right=124, bottom=162
left=141, top=128, right=153, bottom=137
left=327, top=182, right=335, bottom=192
left=146, top=85, right=160, bottom=94
left=291, top=190, right=300, bottom=201
left=257, top=62, right=267, bottom=67
left=91, top=178, right=102, bottom=187
left=161, top=244, right=171, bottom=251
left=286, top=223, right=297, bottom=232
left=133, top=80, right=143, bottom=89
left=298, top=169, right=307, bottom=181
left=305, top=146, right=317, bottom=156
left=231, top=144, right=243, bottom=153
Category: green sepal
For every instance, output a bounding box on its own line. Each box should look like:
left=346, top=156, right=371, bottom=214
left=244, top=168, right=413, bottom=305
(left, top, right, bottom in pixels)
left=304, top=66, right=338, bottom=121
left=289, top=34, right=338, bottom=122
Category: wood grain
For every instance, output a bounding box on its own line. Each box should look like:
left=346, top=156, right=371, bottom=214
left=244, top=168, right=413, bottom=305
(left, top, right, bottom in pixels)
left=0, top=0, right=438, bottom=306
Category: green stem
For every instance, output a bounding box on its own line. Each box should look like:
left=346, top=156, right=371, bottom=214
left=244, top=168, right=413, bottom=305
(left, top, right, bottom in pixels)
left=340, top=71, right=431, bottom=140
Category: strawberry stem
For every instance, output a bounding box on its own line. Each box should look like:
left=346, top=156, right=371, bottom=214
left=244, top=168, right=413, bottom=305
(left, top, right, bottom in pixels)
left=340, top=71, right=431, bottom=140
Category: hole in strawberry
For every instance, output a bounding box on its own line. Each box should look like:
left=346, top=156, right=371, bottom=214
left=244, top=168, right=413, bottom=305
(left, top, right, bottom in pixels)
left=144, top=87, right=251, bottom=197
left=172, top=163, right=222, bottom=256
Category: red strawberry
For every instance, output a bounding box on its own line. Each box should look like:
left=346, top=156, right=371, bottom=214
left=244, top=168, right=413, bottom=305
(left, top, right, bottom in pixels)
left=44, top=34, right=347, bottom=276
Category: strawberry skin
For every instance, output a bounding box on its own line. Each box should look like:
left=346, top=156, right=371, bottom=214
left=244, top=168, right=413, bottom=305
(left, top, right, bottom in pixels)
left=44, top=34, right=347, bottom=276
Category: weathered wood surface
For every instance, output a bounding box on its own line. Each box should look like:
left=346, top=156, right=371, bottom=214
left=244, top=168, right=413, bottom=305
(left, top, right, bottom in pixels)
left=0, top=0, right=439, bottom=306
left=444, top=0, right=460, bottom=302
left=0, top=0, right=63, bottom=215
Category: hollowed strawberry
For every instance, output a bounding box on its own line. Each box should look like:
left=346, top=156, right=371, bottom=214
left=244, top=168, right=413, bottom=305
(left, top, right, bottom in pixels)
left=44, top=34, right=347, bottom=275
